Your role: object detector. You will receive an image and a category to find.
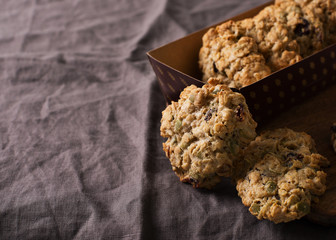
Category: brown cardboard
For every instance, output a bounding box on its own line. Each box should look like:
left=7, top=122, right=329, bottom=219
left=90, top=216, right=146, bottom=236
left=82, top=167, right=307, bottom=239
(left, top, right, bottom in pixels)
left=147, top=0, right=336, bottom=124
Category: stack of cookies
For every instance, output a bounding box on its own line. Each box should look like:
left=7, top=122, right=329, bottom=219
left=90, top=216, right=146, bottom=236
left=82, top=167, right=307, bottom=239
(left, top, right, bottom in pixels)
left=160, top=0, right=336, bottom=223
left=199, top=0, right=336, bottom=89
left=160, top=77, right=330, bottom=223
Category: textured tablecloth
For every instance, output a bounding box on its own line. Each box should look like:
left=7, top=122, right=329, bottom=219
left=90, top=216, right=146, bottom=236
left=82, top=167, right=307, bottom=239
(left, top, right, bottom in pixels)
left=1, top=0, right=336, bottom=239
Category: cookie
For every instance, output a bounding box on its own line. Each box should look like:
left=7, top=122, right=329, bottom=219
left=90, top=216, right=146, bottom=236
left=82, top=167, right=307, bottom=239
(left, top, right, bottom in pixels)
left=160, top=77, right=257, bottom=189
left=199, top=4, right=300, bottom=86
left=250, top=3, right=303, bottom=71
left=236, top=128, right=329, bottom=223
left=199, top=20, right=271, bottom=89
left=331, top=123, right=336, bottom=153
left=273, top=0, right=325, bottom=57
left=199, top=0, right=333, bottom=88
left=276, top=0, right=336, bottom=46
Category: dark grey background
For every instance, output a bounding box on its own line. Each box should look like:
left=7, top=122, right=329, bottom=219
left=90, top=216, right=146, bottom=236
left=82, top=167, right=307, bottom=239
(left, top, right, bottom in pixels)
left=0, top=0, right=335, bottom=239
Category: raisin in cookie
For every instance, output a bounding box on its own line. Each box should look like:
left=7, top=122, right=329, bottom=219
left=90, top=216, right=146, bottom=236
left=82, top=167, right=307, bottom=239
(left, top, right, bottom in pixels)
left=160, top=78, right=257, bottom=189
left=250, top=3, right=303, bottom=71
left=331, top=123, right=336, bottom=153
left=276, top=0, right=336, bottom=45
left=273, top=0, right=325, bottom=57
left=307, top=0, right=336, bottom=45
left=199, top=20, right=271, bottom=89
left=236, top=128, right=329, bottom=223
left=199, top=0, right=332, bottom=88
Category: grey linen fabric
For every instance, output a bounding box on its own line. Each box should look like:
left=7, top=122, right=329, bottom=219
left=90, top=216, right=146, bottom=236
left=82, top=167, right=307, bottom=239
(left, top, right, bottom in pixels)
left=0, top=0, right=335, bottom=239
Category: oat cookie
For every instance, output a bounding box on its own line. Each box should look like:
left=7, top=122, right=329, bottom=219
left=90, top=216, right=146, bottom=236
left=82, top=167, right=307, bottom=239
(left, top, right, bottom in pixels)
left=304, top=0, right=336, bottom=45
left=160, top=78, right=257, bottom=189
left=251, top=3, right=303, bottom=70
left=199, top=0, right=333, bottom=88
left=199, top=20, right=271, bottom=89
left=276, top=0, right=336, bottom=45
left=273, top=0, right=325, bottom=57
left=199, top=4, right=299, bottom=86
left=236, top=128, right=329, bottom=223
left=331, top=123, right=336, bottom=153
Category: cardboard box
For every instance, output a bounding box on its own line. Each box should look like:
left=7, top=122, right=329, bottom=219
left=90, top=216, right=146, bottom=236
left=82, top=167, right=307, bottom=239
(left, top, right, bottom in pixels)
left=147, top=0, right=336, bottom=124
